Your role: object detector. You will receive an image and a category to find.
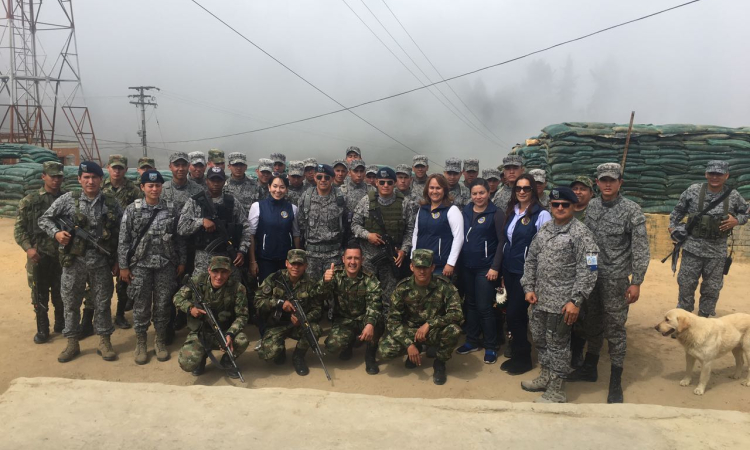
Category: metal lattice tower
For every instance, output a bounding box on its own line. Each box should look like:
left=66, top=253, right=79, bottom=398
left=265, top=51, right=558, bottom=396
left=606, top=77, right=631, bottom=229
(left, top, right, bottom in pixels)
left=0, top=0, right=100, bottom=163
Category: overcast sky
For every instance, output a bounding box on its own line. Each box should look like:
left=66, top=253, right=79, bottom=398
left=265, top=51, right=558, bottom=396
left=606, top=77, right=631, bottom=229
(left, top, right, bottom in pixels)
left=22, top=0, right=750, bottom=168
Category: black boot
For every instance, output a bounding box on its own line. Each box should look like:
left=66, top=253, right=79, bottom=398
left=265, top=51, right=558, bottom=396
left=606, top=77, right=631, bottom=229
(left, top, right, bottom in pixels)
left=338, top=343, right=353, bottom=361
left=568, top=353, right=599, bottom=382
left=192, top=354, right=207, bottom=376
left=273, top=351, right=287, bottom=365
left=607, top=365, right=624, bottom=403
left=365, top=343, right=379, bottom=375
left=570, top=334, right=586, bottom=368
left=114, top=289, right=131, bottom=329
left=34, top=310, right=50, bottom=344
left=165, top=325, right=176, bottom=346
left=174, top=310, right=187, bottom=331
left=80, top=308, right=94, bottom=338
left=220, top=354, right=241, bottom=379
left=53, top=308, right=65, bottom=333
left=504, top=354, right=533, bottom=376
left=433, top=359, right=447, bottom=385
left=293, top=348, right=309, bottom=376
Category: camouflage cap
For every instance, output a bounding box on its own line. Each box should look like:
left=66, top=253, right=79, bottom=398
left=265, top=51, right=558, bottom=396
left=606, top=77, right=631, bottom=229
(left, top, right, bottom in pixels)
left=412, top=155, right=428, bottom=167
left=346, top=146, right=361, bottom=157
left=257, top=158, right=273, bottom=173
left=270, top=153, right=286, bottom=164
left=188, top=151, right=206, bottom=166
left=366, top=164, right=379, bottom=175
left=502, top=154, right=524, bottom=168
left=349, top=159, right=366, bottom=170
left=412, top=249, right=434, bottom=267
left=444, top=157, right=462, bottom=173
left=529, top=168, right=546, bottom=183
left=332, top=159, right=347, bottom=169
left=208, top=256, right=232, bottom=271
left=228, top=152, right=247, bottom=165
left=138, top=157, right=155, bottom=169
left=303, top=158, right=318, bottom=170
left=482, top=168, right=501, bottom=181
left=288, top=160, right=304, bottom=176
left=107, top=154, right=128, bottom=168
left=208, top=149, right=225, bottom=164
left=42, top=161, right=64, bottom=176
left=706, top=160, right=729, bottom=174
left=596, top=162, right=622, bottom=180
left=169, top=151, right=189, bottom=164
left=395, top=164, right=411, bottom=176
left=570, top=175, right=593, bottom=189
left=463, top=158, right=479, bottom=172
left=287, top=249, right=307, bottom=264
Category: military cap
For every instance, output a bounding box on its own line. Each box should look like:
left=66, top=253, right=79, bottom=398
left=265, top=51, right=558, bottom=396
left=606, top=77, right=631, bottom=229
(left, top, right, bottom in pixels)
left=412, top=155, right=428, bottom=167
left=188, top=151, right=206, bottom=166
left=208, top=149, right=225, bottom=164
left=169, top=151, right=189, bottom=164
left=395, top=164, right=411, bottom=176
left=303, top=158, right=318, bottom=170
left=287, top=249, right=307, bottom=264
left=140, top=169, right=165, bottom=185
left=412, top=249, right=435, bottom=267
left=332, top=159, right=347, bottom=169
left=206, top=166, right=226, bottom=181
left=482, top=168, right=501, bottom=181
left=463, top=158, right=479, bottom=172
left=107, top=154, right=127, bottom=168
left=502, top=154, right=524, bottom=168
left=549, top=186, right=579, bottom=204
left=596, top=162, right=622, bottom=180
left=377, top=166, right=397, bottom=181
left=349, top=159, right=366, bottom=170
left=228, top=152, right=247, bottom=165
left=209, top=256, right=232, bottom=271
left=529, top=168, right=546, bottom=183
left=444, top=157, right=462, bottom=173
left=78, top=161, right=103, bottom=177
left=346, top=146, right=362, bottom=158
left=256, top=158, right=272, bottom=173
left=570, top=175, right=593, bottom=190
left=316, top=164, right=335, bottom=177
left=706, top=160, right=729, bottom=174
left=138, top=157, right=155, bottom=169
left=270, top=153, right=286, bottom=164
left=366, top=164, right=379, bottom=175
left=43, top=161, right=64, bottom=176
left=288, top=160, right=304, bottom=177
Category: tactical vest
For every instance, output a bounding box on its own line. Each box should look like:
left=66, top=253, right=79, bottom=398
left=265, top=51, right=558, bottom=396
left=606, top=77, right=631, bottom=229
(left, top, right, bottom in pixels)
left=60, top=190, right=120, bottom=267
left=186, top=272, right=239, bottom=332
left=192, top=192, right=241, bottom=251
left=129, top=199, right=178, bottom=263
left=365, top=190, right=405, bottom=244
left=689, top=183, right=730, bottom=240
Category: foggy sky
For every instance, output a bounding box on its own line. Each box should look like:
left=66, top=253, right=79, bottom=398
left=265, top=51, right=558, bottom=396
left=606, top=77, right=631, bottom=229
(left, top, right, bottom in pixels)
left=39, top=0, right=750, bottom=168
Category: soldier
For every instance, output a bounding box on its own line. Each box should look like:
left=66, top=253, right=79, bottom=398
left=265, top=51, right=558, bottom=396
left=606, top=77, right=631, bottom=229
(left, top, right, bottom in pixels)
left=332, top=160, right=348, bottom=187
left=493, top=154, right=524, bottom=210
left=178, top=167, right=251, bottom=278
left=520, top=187, right=599, bottom=403
left=38, top=161, right=123, bottom=363
left=321, top=244, right=383, bottom=374
left=118, top=170, right=186, bottom=365
left=443, top=158, right=470, bottom=208
left=15, top=161, right=67, bottom=343
left=102, top=154, right=141, bottom=329
left=669, top=160, right=748, bottom=317
left=255, top=158, right=273, bottom=201
left=462, top=158, right=479, bottom=189
left=377, top=249, right=463, bottom=385
left=365, top=164, right=378, bottom=187
left=411, top=155, right=429, bottom=196
left=529, top=169, right=549, bottom=208
left=483, top=168, right=502, bottom=198
left=188, top=151, right=208, bottom=188
left=224, top=152, right=258, bottom=210
left=137, top=157, right=155, bottom=176
left=270, top=153, right=286, bottom=174
left=395, top=164, right=417, bottom=204
left=346, top=145, right=362, bottom=164
left=571, top=176, right=594, bottom=222
left=569, top=163, right=650, bottom=404
left=174, top=256, right=250, bottom=379
left=162, top=151, right=205, bottom=215
left=254, top=249, right=325, bottom=376
left=297, top=164, right=347, bottom=280
left=340, top=159, right=374, bottom=212
left=302, top=158, right=318, bottom=191
left=286, top=160, right=306, bottom=205
left=207, top=149, right=225, bottom=170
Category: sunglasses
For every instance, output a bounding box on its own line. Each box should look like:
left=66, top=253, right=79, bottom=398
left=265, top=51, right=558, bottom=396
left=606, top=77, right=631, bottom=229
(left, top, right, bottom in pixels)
left=378, top=180, right=394, bottom=186
left=316, top=175, right=331, bottom=181
left=514, top=185, right=532, bottom=193
left=550, top=202, right=572, bottom=209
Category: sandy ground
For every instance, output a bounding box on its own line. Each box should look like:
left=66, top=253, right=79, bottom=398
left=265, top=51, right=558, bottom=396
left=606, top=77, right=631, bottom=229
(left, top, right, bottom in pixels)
left=1, top=217, right=750, bottom=412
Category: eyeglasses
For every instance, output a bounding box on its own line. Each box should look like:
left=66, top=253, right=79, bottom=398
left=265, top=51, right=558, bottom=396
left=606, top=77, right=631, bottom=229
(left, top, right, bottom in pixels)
left=550, top=202, right=572, bottom=209
left=315, top=175, right=331, bottom=181
left=378, top=180, right=394, bottom=186
left=514, top=186, right=532, bottom=193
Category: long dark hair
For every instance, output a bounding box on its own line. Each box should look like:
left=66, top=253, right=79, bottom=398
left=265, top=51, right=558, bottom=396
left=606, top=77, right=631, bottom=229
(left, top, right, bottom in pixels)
left=420, top=173, right=453, bottom=207
left=505, top=174, right=540, bottom=224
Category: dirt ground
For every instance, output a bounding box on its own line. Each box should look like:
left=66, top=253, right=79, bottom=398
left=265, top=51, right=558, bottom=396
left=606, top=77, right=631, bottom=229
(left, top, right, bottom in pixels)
left=1, top=217, right=750, bottom=411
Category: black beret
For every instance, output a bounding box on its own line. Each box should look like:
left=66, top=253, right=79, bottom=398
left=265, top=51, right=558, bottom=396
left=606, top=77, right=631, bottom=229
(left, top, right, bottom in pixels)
left=206, top=166, right=226, bottom=180
left=377, top=166, right=396, bottom=181
left=140, top=169, right=165, bottom=185
left=316, top=164, right=335, bottom=177
left=549, top=186, right=579, bottom=204
left=78, top=161, right=103, bottom=177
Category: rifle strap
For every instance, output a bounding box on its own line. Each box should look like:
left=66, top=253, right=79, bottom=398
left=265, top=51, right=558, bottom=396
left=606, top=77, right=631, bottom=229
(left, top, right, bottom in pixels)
left=129, top=203, right=159, bottom=263
left=686, top=185, right=733, bottom=234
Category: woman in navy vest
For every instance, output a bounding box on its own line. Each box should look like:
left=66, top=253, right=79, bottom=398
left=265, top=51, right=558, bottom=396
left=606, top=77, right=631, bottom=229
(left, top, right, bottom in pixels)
left=248, top=173, right=301, bottom=282
left=456, top=179, right=506, bottom=364
left=411, top=174, right=464, bottom=277
left=500, top=174, right=551, bottom=375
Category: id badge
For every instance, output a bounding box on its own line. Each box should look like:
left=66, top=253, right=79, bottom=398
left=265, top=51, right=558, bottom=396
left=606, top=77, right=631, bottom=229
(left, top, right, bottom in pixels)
left=586, top=253, right=598, bottom=271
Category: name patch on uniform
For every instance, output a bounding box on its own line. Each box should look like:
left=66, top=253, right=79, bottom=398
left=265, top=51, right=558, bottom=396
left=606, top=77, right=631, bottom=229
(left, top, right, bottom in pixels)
left=521, top=216, right=530, bottom=226
left=280, top=211, right=289, bottom=219
left=431, top=212, right=441, bottom=219
left=478, top=217, right=486, bottom=224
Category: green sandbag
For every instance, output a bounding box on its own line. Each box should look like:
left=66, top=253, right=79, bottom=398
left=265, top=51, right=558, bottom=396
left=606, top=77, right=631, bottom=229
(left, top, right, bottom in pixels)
left=707, top=139, right=750, bottom=149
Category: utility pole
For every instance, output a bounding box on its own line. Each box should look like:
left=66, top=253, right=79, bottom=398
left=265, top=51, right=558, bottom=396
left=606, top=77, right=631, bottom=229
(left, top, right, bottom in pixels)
left=128, top=86, right=159, bottom=156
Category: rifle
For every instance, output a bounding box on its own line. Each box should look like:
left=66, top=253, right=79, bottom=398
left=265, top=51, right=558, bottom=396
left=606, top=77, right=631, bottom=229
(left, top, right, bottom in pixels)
left=278, top=274, right=331, bottom=381
left=202, top=195, right=241, bottom=262
left=30, top=260, right=48, bottom=312
left=370, top=208, right=400, bottom=277
left=54, top=216, right=112, bottom=257
left=183, top=275, right=245, bottom=383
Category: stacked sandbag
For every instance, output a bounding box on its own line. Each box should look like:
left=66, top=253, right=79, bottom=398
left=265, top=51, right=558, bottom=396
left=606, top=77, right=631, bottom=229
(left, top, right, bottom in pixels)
left=0, top=143, right=59, bottom=163
left=0, top=163, right=45, bottom=217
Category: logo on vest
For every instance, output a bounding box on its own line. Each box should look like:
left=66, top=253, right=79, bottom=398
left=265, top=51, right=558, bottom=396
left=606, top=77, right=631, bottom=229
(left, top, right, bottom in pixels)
left=478, top=217, right=486, bottom=224
left=149, top=172, right=158, bottom=181
left=431, top=212, right=441, bottom=219
left=280, top=210, right=289, bottom=219
left=521, top=216, right=530, bottom=226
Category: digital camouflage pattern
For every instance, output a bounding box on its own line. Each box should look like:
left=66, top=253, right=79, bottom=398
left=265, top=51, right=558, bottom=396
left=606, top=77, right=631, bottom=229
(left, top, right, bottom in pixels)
left=297, top=188, right=346, bottom=280
left=286, top=185, right=304, bottom=206
left=529, top=308, right=572, bottom=377
left=223, top=175, right=259, bottom=210
left=582, top=277, right=630, bottom=367
left=162, top=178, right=205, bottom=216
left=676, top=250, right=725, bottom=317
left=448, top=183, right=470, bottom=209
left=492, top=184, right=512, bottom=211
left=339, top=178, right=375, bottom=212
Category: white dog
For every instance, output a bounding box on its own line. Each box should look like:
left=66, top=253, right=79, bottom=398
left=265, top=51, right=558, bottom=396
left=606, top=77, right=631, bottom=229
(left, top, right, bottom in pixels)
left=655, top=308, right=750, bottom=395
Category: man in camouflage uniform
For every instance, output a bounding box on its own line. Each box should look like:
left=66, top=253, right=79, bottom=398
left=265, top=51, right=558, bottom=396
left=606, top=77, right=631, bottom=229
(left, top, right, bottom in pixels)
left=483, top=168, right=502, bottom=198
left=174, top=256, right=249, bottom=379
left=443, top=158, right=470, bottom=208
left=255, top=250, right=325, bottom=376
left=365, top=164, right=378, bottom=187
left=188, top=151, right=208, bottom=188
left=102, top=154, right=142, bottom=329
left=529, top=169, right=550, bottom=208
left=207, top=149, right=225, bottom=170
left=15, top=161, right=66, bottom=343
left=571, top=176, right=595, bottom=222
left=119, top=170, right=187, bottom=365
left=493, top=154, right=524, bottom=210
left=395, top=163, right=419, bottom=207
left=286, top=160, right=306, bottom=205
left=520, top=187, right=599, bottom=403
left=270, top=152, right=286, bottom=174
left=297, top=164, right=347, bottom=280
left=411, top=155, right=429, bottom=199
left=569, top=163, right=650, bottom=404
left=162, top=152, right=205, bottom=215
left=669, top=160, right=748, bottom=317
left=224, top=152, right=258, bottom=210
left=321, top=244, right=383, bottom=374
left=137, top=157, right=155, bottom=176
left=377, top=249, right=463, bottom=385
left=332, top=160, right=348, bottom=188
left=345, top=145, right=362, bottom=164
left=255, top=158, right=273, bottom=202
left=462, top=158, right=479, bottom=189
left=39, top=161, right=123, bottom=363
left=302, top=158, right=317, bottom=191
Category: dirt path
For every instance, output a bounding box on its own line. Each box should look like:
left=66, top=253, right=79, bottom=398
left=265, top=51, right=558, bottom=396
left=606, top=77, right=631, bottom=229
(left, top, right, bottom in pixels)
left=1, top=217, right=749, bottom=411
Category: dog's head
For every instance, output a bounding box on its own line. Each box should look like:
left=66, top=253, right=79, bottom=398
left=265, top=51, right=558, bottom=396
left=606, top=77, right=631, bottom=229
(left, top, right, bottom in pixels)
left=654, top=309, right=692, bottom=338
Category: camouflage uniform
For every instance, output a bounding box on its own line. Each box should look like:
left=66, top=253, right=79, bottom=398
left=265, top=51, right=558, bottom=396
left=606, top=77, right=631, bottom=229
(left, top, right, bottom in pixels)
left=340, top=177, right=375, bottom=212
left=492, top=185, right=512, bottom=211
left=297, top=187, right=347, bottom=279
left=670, top=182, right=748, bottom=316
left=254, top=269, right=325, bottom=360
left=162, top=178, right=204, bottom=216
left=287, top=185, right=304, bottom=206
left=448, top=183, right=470, bottom=209
left=173, top=272, right=250, bottom=372
left=223, top=175, right=259, bottom=211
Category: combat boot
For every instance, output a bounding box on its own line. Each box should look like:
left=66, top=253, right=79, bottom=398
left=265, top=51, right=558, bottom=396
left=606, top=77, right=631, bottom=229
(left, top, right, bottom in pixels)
left=155, top=331, right=170, bottom=362
left=80, top=308, right=94, bottom=338
left=534, top=374, right=567, bottom=403
left=364, top=343, right=379, bottom=375
left=607, top=365, right=624, bottom=404
left=404, top=357, right=417, bottom=369
left=192, top=354, right=207, bottom=376
left=433, top=359, right=447, bottom=385
left=134, top=332, right=148, bottom=365
left=521, top=366, right=551, bottom=392
left=34, top=311, right=50, bottom=344
left=292, top=348, right=309, bottom=376
left=57, top=337, right=80, bottom=363
left=568, top=352, right=598, bottom=382
left=53, top=308, right=65, bottom=333
left=220, top=353, right=240, bottom=379
left=338, top=343, right=353, bottom=361
left=570, top=333, right=586, bottom=368
left=96, top=335, right=117, bottom=361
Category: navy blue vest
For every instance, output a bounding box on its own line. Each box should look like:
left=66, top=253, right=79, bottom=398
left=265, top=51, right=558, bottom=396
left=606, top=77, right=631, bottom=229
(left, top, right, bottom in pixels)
left=502, top=204, right=544, bottom=274
left=462, top=202, right=500, bottom=269
left=416, top=204, right=453, bottom=268
left=256, top=197, right=295, bottom=261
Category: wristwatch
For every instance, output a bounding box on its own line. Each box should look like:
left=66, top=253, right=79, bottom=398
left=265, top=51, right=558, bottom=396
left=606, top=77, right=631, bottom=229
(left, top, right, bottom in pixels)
left=572, top=298, right=583, bottom=308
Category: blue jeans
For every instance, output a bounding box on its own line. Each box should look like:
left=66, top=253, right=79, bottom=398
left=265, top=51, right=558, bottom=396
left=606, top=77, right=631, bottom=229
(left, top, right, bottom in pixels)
left=463, top=267, right=499, bottom=350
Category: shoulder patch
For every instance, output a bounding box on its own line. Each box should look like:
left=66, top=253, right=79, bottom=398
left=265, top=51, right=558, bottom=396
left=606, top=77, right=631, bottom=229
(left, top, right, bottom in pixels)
left=434, top=274, right=452, bottom=284
left=361, top=268, right=374, bottom=277
left=262, top=284, right=272, bottom=294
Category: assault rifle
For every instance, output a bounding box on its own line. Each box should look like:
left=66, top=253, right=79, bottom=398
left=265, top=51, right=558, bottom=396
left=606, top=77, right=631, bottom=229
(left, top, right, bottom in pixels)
left=370, top=208, right=400, bottom=277
left=202, top=196, right=241, bottom=262
left=183, top=275, right=245, bottom=383
left=30, top=261, right=48, bottom=312
left=54, top=216, right=111, bottom=257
